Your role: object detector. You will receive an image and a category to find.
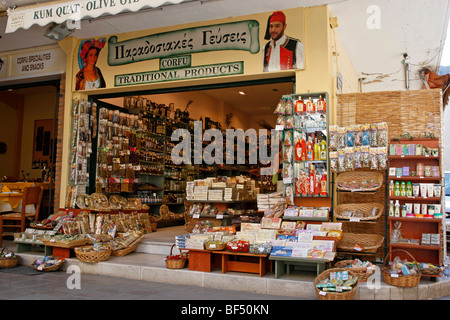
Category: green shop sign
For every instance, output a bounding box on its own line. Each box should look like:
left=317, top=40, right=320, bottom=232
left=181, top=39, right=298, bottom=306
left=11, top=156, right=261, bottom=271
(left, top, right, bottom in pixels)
left=115, top=61, right=243, bottom=86
left=108, top=20, right=259, bottom=66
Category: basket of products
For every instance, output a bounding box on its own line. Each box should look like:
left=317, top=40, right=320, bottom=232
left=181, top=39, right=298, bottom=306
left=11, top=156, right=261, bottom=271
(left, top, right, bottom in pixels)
left=381, top=249, right=421, bottom=287
left=226, top=240, right=249, bottom=253
left=336, top=171, right=383, bottom=192
left=0, top=248, right=19, bottom=269
left=110, top=232, right=144, bottom=257
left=336, top=233, right=384, bottom=254
left=31, top=256, right=65, bottom=272
left=165, top=244, right=188, bottom=269
left=334, top=259, right=376, bottom=282
left=334, top=203, right=384, bottom=221
left=39, top=234, right=89, bottom=248
left=314, top=268, right=359, bottom=300
left=418, top=263, right=443, bottom=276
left=249, top=243, right=272, bottom=255
left=75, top=244, right=111, bottom=263
left=205, top=241, right=226, bottom=251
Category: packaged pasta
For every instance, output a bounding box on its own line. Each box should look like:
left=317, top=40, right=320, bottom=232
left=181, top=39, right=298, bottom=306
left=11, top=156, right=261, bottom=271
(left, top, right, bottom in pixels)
left=378, top=147, right=388, bottom=170
left=354, top=125, right=363, bottom=147
left=361, top=124, right=371, bottom=146
left=284, top=130, right=293, bottom=146
left=361, top=146, right=370, bottom=168
left=338, top=149, right=346, bottom=173
left=346, top=126, right=355, bottom=147
left=353, top=147, right=362, bottom=169
left=329, top=151, right=338, bottom=172
left=370, top=147, right=379, bottom=170
left=284, top=116, right=294, bottom=129
left=345, top=147, right=354, bottom=171
left=274, top=99, right=285, bottom=114
left=370, top=124, right=378, bottom=147
left=377, top=122, right=388, bottom=147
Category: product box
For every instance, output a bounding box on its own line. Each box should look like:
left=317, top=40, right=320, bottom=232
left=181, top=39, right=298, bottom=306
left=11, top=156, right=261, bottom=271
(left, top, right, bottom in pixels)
left=270, top=246, right=293, bottom=257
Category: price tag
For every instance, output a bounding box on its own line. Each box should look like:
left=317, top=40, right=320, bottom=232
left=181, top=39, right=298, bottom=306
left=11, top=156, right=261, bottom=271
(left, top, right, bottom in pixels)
left=216, top=214, right=223, bottom=219
left=193, top=214, right=200, bottom=219
left=209, top=244, right=216, bottom=248
left=350, top=217, right=361, bottom=222
left=275, top=125, right=284, bottom=131
left=390, top=274, right=399, bottom=278
left=319, top=291, right=327, bottom=296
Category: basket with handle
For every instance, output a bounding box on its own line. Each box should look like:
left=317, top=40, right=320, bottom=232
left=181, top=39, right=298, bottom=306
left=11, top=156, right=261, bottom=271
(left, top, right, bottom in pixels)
left=0, top=248, right=19, bottom=268
left=314, top=268, right=359, bottom=300
left=165, top=244, right=188, bottom=269
left=381, top=249, right=421, bottom=287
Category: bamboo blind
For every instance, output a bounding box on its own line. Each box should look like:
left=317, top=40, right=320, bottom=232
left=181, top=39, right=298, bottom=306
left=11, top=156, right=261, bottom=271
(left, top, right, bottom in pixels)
left=335, top=89, right=444, bottom=259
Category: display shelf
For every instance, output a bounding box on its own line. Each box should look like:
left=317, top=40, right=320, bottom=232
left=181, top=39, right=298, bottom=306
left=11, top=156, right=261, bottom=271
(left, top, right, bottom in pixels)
left=282, top=215, right=329, bottom=222
left=387, top=137, right=443, bottom=266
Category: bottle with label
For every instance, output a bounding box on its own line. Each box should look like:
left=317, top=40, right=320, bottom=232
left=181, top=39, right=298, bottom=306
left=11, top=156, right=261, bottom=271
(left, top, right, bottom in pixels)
left=319, top=138, right=327, bottom=161
left=389, top=200, right=394, bottom=216
left=295, top=139, right=302, bottom=161
left=307, top=136, right=314, bottom=161
left=301, top=134, right=307, bottom=161
left=320, top=172, right=328, bottom=196
left=309, top=164, right=316, bottom=196
left=306, top=97, right=315, bottom=113
left=394, top=181, right=400, bottom=196
left=295, top=96, right=305, bottom=113
left=317, top=95, right=326, bottom=113
left=394, top=200, right=400, bottom=217
left=389, top=180, right=394, bottom=196
left=406, top=181, right=412, bottom=197
left=400, top=181, right=406, bottom=196
left=314, top=137, right=320, bottom=160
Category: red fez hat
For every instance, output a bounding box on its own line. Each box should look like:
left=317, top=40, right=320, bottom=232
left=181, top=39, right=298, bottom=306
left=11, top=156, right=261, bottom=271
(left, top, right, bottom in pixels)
left=270, top=11, right=286, bottom=24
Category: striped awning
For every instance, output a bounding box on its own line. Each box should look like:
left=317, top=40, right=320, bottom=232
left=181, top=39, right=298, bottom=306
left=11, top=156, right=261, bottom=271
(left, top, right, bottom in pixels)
left=6, top=0, right=190, bottom=33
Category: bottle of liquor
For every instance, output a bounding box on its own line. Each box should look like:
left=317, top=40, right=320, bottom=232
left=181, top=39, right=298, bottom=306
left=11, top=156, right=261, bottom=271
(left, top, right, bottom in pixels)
left=295, top=139, right=302, bottom=161
left=307, top=136, right=314, bottom=161
left=306, top=97, right=315, bottom=113
left=309, top=164, right=316, bottom=196
left=295, top=96, right=305, bottom=113
left=320, top=172, right=327, bottom=196
left=301, top=133, right=307, bottom=161
left=319, top=138, right=327, bottom=161
left=317, top=95, right=326, bottom=112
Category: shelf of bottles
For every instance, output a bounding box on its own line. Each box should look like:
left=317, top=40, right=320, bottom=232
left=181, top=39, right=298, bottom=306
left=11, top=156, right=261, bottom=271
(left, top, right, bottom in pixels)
left=275, top=92, right=329, bottom=204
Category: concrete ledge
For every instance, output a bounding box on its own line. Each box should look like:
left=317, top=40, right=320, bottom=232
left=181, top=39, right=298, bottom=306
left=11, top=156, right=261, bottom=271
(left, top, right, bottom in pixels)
left=15, top=252, right=450, bottom=300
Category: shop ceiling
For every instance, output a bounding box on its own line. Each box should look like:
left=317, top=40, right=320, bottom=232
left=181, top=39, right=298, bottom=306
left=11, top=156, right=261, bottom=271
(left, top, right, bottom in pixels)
left=0, top=0, right=449, bottom=93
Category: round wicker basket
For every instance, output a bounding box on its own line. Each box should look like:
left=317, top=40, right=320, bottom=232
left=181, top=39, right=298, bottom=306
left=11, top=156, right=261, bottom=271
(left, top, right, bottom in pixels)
left=334, top=260, right=375, bottom=282
left=334, top=203, right=384, bottom=221
left=336, top=233, right=384, bottom=254
left=314, top=268, right=359, bottom=300
left=336, top=171, right=384, bottom=192
left=0, top=248, right=19, bottom=269
left=31, top=259, right=64, bottom=272
left=381, top=249, right=421, bottom=287
left=75, top=245, right=111, bottom=263
left=165, top=244, right=188, bottom=269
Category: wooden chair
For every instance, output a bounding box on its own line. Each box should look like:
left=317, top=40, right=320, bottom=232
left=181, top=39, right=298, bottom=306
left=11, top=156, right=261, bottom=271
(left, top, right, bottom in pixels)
left=0, top=186, right=43, bottom=247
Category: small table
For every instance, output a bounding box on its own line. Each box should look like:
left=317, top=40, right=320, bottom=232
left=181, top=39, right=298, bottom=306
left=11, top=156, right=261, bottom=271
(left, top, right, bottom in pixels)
left=0, top=192, right=23, bottom=212
left=269, top=255, right=333, bottom=278
left=214, top=250, right=268, bottom=277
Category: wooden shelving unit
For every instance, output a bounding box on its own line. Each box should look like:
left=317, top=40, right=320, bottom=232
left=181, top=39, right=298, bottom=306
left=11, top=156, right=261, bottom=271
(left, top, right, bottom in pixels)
left=387, top=138, right=443, bottom=268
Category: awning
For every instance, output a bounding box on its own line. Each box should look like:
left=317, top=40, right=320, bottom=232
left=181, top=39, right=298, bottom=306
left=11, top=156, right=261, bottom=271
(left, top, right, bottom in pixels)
left=5, top=0, right=190, bottom=33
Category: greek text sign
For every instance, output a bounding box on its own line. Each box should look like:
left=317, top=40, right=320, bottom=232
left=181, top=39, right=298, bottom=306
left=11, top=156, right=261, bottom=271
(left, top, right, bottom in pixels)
left=108, top=20, right=259, bottom=66
left=115, top=61, right=243, bottom=86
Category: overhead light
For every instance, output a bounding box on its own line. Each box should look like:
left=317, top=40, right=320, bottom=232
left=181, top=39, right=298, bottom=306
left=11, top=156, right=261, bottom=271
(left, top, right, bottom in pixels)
left=238, top=91, right=246, bottom=95
left=44, top=22, right=75, bottom=41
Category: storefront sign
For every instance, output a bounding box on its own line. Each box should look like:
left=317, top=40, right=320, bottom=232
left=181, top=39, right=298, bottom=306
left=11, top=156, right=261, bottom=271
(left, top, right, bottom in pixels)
left=11, top=48, right=64, bottom=77
left=6, top=0, right=189, bottom=33
left=115, top=61, right=243, bottom=86
left=108, top=20, right=259, bottom=66
left=160, top=55, right=191, bottom=70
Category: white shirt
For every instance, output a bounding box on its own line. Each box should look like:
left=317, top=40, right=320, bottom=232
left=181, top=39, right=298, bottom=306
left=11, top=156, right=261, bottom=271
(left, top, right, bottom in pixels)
left=85, top=78, right=100, bottom=90
left=264, top=34, right=304, bottom=72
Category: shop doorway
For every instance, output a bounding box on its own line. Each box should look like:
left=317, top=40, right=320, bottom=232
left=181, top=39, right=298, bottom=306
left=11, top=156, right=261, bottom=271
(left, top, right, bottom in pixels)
left=88, top=77, right=294, bottom=222
left=0, top=80, right=60, bottom=219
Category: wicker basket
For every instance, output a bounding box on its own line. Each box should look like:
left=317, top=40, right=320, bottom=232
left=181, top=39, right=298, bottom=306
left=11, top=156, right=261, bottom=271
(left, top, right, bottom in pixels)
left=336, top=171, right=384, bottom=192
left=334, top=203, right=384, bottom=221
left=0, top=248, right=19, bottom=269
left=205, top=242, right=226, bottom=251
left=334, top=260, right=375, bottom=282
left=336, top=233, right=384, bottom=254
left=165, top=244, right=188, bottom=269
left=314, top=268, right=359, bottom=300
left=31, top=259, right=64, bottom=272
left=381, top=249, right=421, bottom=287
left=40, top=238, right=88, bottom=248
left=111, top=236, right=143, bottom=257
left=75, top=245, right=111, bottom=263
